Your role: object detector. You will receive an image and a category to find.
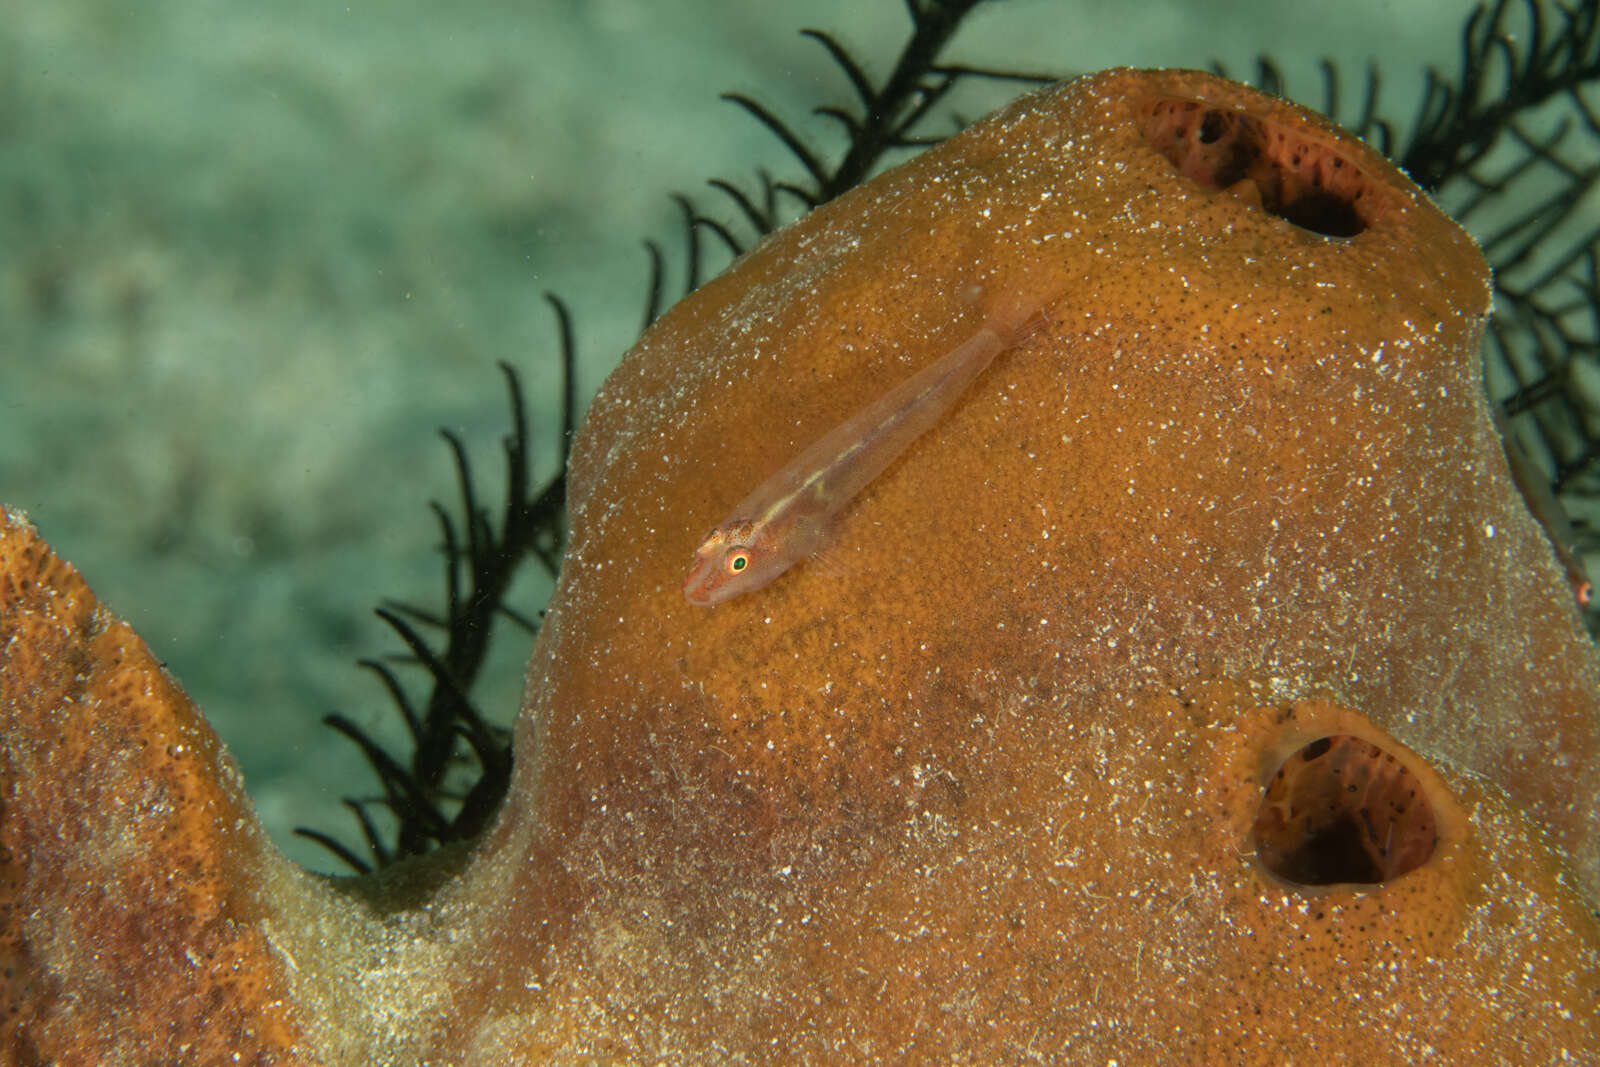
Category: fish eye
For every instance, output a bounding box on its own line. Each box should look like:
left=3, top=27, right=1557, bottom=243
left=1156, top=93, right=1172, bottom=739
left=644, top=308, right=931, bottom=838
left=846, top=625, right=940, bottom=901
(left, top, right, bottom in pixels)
left=727, top=550, right=750, bottom=574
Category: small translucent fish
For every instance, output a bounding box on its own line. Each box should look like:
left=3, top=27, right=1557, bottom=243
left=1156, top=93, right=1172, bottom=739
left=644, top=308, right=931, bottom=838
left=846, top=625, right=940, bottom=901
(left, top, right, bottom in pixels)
left=684, top=292, right=1048, bottom=606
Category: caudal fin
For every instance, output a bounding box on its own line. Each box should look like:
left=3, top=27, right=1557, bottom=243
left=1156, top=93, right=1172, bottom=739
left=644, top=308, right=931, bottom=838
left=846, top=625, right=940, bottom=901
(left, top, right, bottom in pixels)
left=971, top=279, right=1056, bottom=347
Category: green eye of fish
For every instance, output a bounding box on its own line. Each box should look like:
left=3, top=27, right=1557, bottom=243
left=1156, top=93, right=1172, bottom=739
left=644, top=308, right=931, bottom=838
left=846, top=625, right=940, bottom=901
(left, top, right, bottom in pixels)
left=727, top=551, right=750, bottom=574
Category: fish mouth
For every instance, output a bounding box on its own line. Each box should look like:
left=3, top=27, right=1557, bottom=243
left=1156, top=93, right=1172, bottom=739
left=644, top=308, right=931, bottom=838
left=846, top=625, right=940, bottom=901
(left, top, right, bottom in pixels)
left=682, top=555, right=718, bottom=605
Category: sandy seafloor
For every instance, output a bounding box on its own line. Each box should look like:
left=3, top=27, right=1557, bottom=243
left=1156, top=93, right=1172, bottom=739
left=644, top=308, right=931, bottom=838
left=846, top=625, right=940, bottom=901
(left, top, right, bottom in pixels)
left=0, top=1, right=1508, bottom=868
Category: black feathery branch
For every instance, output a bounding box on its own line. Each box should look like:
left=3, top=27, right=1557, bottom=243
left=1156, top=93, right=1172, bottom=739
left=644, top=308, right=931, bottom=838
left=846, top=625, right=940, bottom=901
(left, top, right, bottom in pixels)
left=1420, top=3, right=1600, bottom=605
left=654, top=0, right=1037, bottom=310
left=296, top=296, right=576, bottom=868
left=1402, top=0, right=1600, bottom=192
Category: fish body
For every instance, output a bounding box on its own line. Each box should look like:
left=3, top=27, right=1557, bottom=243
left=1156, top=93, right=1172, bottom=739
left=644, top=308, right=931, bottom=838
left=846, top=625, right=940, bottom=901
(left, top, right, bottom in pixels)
left=684, top=298, right=1046, bottom=605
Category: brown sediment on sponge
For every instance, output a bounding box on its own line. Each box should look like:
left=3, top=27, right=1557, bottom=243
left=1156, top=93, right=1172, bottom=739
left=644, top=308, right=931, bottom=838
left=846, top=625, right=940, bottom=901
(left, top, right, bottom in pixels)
left=5, top=68, right=1600, bottom=1062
